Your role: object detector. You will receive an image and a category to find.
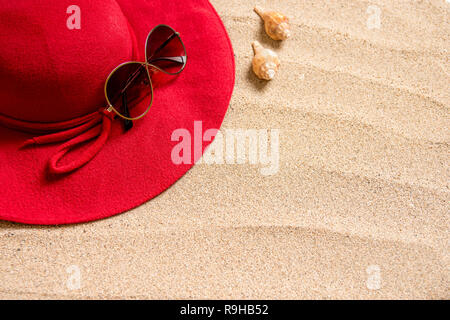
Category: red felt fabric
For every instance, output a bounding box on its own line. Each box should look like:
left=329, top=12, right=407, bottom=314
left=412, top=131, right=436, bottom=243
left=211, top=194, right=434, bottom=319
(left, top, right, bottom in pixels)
left=0, top=0, right=235, bottom=224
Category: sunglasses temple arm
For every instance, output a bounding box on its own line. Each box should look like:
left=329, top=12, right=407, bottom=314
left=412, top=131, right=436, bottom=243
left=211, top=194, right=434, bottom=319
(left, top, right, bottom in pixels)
left=147, top=33, right=177, bottom=61
left=121, top=65, right=146, bottom=95
left=148, top=56, right=186, bottom=65
left=108, top=66, right=142, bottom=110
left=122, top=91, right=133, bottom=131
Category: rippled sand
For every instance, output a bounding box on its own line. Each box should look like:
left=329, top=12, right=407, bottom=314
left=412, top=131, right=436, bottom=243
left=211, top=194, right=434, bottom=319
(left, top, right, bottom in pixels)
left=0, top=0, right=448, bottom=299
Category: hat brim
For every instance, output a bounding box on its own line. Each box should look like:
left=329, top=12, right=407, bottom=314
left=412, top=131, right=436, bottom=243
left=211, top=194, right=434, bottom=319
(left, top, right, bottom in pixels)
left=0, top=0, right=235, bottom=225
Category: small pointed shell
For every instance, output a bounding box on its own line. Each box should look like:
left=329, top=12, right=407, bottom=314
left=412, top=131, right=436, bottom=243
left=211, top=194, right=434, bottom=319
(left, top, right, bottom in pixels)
left=254, top=6, right=291, bottom=41
left=252, top=41, right=280, bottom=80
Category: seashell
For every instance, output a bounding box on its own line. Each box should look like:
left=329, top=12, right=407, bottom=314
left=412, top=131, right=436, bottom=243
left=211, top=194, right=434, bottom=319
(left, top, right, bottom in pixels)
left=254, top=6, right=291, bottom=41
left=252, top=41, right=280, bottom=80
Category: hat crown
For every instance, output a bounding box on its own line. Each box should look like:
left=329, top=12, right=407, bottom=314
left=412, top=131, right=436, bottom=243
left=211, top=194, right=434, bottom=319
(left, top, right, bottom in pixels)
left=0, top=0, right=134, bottom=123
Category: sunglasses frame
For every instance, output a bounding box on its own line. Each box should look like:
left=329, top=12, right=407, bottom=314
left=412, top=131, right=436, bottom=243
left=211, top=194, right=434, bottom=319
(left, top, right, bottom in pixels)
left=104, top=24, right=187, bottom=121
left=146, top=24, right=187, bottom=76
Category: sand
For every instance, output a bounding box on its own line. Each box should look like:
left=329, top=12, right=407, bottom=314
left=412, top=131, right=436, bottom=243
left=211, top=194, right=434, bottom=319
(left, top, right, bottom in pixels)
left=0, top=0, right=448, bottom=299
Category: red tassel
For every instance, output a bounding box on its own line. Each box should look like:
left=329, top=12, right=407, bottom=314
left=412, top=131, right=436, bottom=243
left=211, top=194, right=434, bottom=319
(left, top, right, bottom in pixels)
left=21, top=109, right=114, bottom=174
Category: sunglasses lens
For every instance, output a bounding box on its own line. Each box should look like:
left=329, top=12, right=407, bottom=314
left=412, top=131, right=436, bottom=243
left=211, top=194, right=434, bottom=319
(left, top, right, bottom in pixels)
left=146, top=25, right=186, bottom=74
left=105, top=62, right=153, bottom=120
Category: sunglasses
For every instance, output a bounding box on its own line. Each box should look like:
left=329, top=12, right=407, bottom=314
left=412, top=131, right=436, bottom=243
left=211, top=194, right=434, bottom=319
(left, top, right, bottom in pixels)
left=104, top=24, right=187, bottom=130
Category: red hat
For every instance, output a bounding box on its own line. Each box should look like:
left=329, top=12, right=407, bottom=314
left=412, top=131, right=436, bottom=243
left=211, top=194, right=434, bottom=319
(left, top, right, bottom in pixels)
left=0, top=0, right=235, bottom=224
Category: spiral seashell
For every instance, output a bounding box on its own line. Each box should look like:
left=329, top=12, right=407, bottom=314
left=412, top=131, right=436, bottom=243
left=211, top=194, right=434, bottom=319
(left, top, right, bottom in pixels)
left=254, top=5, right=291, bottom=41
left=252, top=41, right=280, bottom=80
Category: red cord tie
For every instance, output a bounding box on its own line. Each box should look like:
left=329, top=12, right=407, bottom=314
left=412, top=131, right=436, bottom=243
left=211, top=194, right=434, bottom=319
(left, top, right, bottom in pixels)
left=21, top=109, right=114, bottom=174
